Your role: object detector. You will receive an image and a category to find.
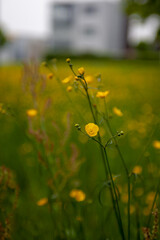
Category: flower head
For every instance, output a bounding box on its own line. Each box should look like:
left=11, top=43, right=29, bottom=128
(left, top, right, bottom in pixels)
left=96, top=91, right=109, bottom=99
left=67, top=86, right=73, bottom=92
left=37, top=198, right=48, bottom=206
left=113, top=107, right=123, bottom=117
left=78, top=67, right=85, bottom=75
left=70, top=189, right=86, bottom=202
left=85, top=123, right=99, bottom=137
left=62, top=75, right=73, bottom=84
left=132, top=165, right=142, bottom=174
left=47, top=73, right=53, bottom=79
left=85, top=75, right=94, bottom=84
left=66, top=58, right=71, bottom=63
left=153, top=140, right=160, bottom=149
left=27, top=109, right=37, bottom=117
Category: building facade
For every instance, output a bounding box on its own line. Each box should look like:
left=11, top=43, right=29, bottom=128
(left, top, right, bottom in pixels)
left=50, top=0, right=127, bottom=56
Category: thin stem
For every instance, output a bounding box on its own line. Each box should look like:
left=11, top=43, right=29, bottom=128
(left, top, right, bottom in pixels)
left=128, top=176, right=131, bottom=240
left=104, top=98, right=130, bottom=239
left=81, top=76, right=124, bottom=238
left=147, top=179, right=160, bottom=228
left=103, top=147, right=125, bottom=240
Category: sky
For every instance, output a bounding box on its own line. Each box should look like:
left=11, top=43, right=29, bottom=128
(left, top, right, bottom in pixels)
left=1, top=0, right=160, bottom=42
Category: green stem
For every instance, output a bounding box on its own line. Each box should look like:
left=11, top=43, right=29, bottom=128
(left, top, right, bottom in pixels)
left=103, top=147, right=125, bottom=240
left=104, top=99, right=130, bottom=240
left=147, top=179, right=160, bottom=228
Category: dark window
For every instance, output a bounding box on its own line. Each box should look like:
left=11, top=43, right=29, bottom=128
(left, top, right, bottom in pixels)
left=54, top=4, right=73, bottom=29
left=83, top=27, right=96, bottom=35
left=84, top=5, right=97, bottom=14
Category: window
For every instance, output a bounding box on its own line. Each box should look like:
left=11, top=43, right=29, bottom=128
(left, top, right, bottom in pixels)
left=84, top=5, right=97, bottom=14
left=54, top=4, right=74, bottom=29
left=83, top=27, right=96, bottom=36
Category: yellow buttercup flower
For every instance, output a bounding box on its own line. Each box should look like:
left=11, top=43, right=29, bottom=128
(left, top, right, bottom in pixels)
left=121, top=193, right=128, bottom=203
left=37, top=198, right=48, bottom=206
left=153, top=140, right=160, bottom=149
left=113, top=107, right=123, bottom=117
left=70, top=189, right=86, bottom=202
left=67, top=86, right=73, bottom=92
left=78, top=67, right=85, bottom=75
left=27, top=109, right=37, bottom=117
left=47, top=73, right=53, bottom=79
left=146, top=192, right=155, bottom=205
left=132, top=165, right=142, bottom=174
left=85, top=75, right=94, bottom=84
left=96, top=91, right=109, bottom=99
left=0, top=103, right=6, bottom=114
left=62, top=75, right=73, bottom=84
left=66, top=58, right=71, bottom=63
left=85, top=123, right=99, bottom=137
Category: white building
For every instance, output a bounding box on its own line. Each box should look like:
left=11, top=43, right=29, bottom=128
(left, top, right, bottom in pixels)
left=50, top=0, right=127, bottom=56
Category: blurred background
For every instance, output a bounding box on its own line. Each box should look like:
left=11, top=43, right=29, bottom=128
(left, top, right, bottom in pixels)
left=0, top=0, right=160, bottom=63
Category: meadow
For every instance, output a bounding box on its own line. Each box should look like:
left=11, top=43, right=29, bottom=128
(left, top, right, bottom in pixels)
left=0, top=58, right=160, bottom=240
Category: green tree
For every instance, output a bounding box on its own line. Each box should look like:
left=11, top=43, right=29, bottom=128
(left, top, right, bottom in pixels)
left=126, top=0, right=160, bottom=18
left=0, top=28, right=7, bottom=48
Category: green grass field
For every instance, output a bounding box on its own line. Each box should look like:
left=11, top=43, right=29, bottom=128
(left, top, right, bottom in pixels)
left=0, top=59, right=160, bottom=240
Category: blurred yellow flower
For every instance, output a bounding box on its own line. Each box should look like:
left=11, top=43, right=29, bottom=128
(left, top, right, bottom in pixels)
left=146, top=192, right=155, bottom=205
left=85, top=75, right=94, bottom=84
left=85, top=123, right=99, bottom=137
left=75, top=76, right=79, bottom=80
left=78, top=67, right=85, bottom=75
left=143, top=207, right=150, bottom=216
left=67, top=86, right=73, bottom=92
left=125, top=205, right=135, bottom=215
left=47, top=73, right=53, bottom=79
left=66, top=58, right=71, bottom=63
left=76, top=216, right=83, bottom=221
left=135, top=188, right=144, bottom=197
left=121, top=193, right=128, bottom=203
left=27, top=109, right=37, bottom=117
left=132, top=165, right=142, bottom=174
left=62, top=75, right=73, bottom=84
left=37, top=198, right=48, bottom=206
left=0, top=103, right=6, bottom=114
left=113, top=107, right=123, bottom=117
left=70, top=189, right=86, bottom=202
left=153, top=140, right=160, bottom=149
left=96, top=91, right=109, bottom=99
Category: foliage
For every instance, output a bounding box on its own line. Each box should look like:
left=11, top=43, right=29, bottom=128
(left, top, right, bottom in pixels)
left=0, top=59, right=160, bottom=239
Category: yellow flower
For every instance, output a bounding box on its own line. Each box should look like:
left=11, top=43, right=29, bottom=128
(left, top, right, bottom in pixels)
left=121, top=193, right=128, bottom=203
left=37, top=198, right=48, bottom=206
left=67, top=86, right=73, bottom=92
left=125, top=205, right=135, bottom=215
left=146, top=192, right=155, bottom=205
left=96, top=91, right=109, bottom=99
left=47, top=73, right=53, bottom=79
left=62, top=75, right=73, bottom=84
left=85, top=75, right=94, bottom=84
left=132, top=165, right=142, bottom=174
left=85, top=123, right=99, bottom=137
left=27, top=109, right=37, bottom=117
left=66, top=58, right=71, bottom=63
left=70, top=189, right=86, bottom=202
left=153, top=140, right=160, bottom=149
left=135, top=188, right=144, bottom=197
left=143, top=207, right=150, bottom=216
left=78, top=67, right=85, bottom=75
left=0, top=104, right=6, bottom=114
left=113, top=107, right=123, bottom=117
